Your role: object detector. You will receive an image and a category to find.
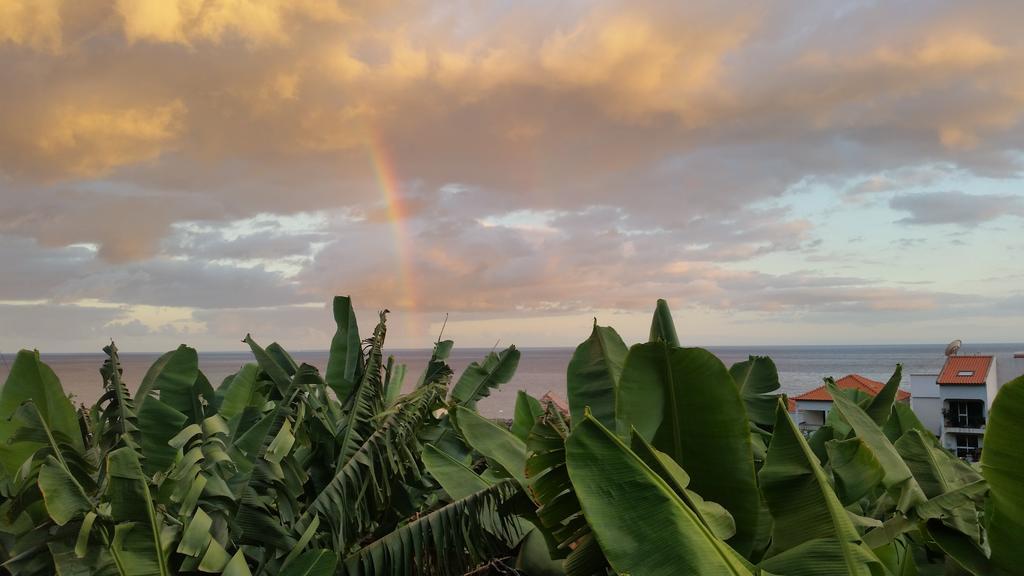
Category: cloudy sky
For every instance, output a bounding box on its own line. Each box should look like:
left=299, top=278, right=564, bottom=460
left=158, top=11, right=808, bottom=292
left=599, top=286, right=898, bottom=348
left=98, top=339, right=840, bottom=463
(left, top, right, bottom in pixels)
left=1, top=0, right=1023, bottom=352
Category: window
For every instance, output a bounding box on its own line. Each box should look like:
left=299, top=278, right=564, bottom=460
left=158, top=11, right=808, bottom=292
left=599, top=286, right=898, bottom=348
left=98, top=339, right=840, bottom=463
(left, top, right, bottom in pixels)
left=954, top=434, right=980, bottom=461
left=956, top=370, right=975, bottom=377
left=945, top=400, right=984, bottom=428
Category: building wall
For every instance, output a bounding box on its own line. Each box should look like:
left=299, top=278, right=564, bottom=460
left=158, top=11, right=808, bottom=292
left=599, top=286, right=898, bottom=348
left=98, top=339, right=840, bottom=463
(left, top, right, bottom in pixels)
left=913, top=397, right=942, bottom=436
left=795, top=399, right=832, bottom=430
left=796, top=400, right=833, bottom=415
left=911, top=373, right=940, bottom=399
left=985, top=359, right=999, bottom=406
left=788, top=410, right=803, bottom=426
left=938, top=384, right=987, bottom=406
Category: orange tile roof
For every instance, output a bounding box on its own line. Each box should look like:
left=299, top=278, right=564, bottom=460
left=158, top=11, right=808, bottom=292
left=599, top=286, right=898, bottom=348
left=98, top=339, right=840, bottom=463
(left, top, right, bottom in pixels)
left=792, top=374, right=911, bottom=402
left=937, top=356, right=992, bottom=385
left=541, top=391, right=570, bottom=417
left=786, top=397, right=797, bottom=413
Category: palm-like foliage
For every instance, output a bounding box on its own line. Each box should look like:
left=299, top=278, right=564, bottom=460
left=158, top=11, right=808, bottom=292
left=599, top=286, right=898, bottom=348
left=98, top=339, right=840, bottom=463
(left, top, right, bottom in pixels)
left=0, top=298, right=526, bottom=575
left=2, top=295, right=1023, bottom=576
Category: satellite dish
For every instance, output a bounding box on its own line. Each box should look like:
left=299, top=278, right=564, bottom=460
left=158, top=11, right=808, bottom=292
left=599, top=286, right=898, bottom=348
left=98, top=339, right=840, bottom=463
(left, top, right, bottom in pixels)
left=945, top=339, right=962, bottom=357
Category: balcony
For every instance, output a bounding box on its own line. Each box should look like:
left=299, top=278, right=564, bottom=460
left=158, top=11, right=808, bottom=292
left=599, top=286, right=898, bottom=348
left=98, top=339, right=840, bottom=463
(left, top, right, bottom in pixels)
left=942, top=405, right=985, bottom=432
left=955, top=448, right=981, bottom=462
left=943, top=417, right=985, bottom=431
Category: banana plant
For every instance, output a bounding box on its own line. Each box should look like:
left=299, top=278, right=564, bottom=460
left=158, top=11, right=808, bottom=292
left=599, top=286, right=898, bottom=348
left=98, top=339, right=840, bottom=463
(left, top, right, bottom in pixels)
left=2, top=295, right=1020, bottom=576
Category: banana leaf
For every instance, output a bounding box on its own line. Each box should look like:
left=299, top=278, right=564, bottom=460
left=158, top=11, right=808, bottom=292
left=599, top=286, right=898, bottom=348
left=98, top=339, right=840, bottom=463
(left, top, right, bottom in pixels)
left=759, top=400, right=881, bottom=576
left=729, top=355, right=782, bottom=429
left=454, top=405, right=527, bottom=486
left=648, top=299, right=680, bottom=347
left=980, top=374, right=1024, bottom=575
left=565, top=411, right=753, bottom=575
left=450, top=345, right=520, bottom=409
left=341, top=481, right=524, bottom=576
left=325, top=296, right=362, bottom=401
left=616, top=342, right=760, bottom=556
left=0, top=351, right=83, bottom=476
left=566, top=322, right=626, bottom=429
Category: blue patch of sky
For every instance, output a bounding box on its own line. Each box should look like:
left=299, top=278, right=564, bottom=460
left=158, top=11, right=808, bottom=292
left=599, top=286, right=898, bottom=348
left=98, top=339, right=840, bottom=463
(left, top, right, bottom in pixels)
left=722, top=168, right=1024, bottom=299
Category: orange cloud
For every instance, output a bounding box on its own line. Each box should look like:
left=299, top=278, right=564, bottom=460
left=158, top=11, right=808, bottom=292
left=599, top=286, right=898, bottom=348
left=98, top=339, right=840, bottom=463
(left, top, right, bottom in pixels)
left=34, top=100, right=186, bottom=177
left=875, top=32, right=1005, bottom=70
left=116, top=0, right=348, bottom=46
left=0, top=0, right=62, bottom=52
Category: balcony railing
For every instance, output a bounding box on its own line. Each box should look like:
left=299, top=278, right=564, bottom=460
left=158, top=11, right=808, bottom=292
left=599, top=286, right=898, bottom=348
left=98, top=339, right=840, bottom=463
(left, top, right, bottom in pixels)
left=955, top=448, right=981, bottom=462
left=941, top=410, right=985, bottom=429
left=944, top=419, right=985, bottom=429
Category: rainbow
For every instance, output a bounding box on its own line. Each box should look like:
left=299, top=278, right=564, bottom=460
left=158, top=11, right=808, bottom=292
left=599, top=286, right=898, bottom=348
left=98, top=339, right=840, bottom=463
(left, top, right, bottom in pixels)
left=366, top=129, right=419, bottom=330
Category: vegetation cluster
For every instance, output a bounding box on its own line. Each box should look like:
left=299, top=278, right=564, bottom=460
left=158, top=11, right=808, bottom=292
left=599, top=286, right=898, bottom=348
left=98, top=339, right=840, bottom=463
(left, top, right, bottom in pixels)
left=1, top=297, right=1022, bottom=575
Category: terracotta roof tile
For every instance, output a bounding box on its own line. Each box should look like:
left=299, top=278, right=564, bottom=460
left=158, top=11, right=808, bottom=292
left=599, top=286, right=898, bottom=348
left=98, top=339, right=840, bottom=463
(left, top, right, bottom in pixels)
left=792, top=373, right=911, bottom=402
left=937, top=356, right=992, bottom=385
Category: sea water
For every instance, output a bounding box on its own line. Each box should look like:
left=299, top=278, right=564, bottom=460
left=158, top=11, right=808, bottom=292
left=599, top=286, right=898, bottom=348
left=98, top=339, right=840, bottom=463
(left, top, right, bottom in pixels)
left=2, top=343, right=1022, bottom=418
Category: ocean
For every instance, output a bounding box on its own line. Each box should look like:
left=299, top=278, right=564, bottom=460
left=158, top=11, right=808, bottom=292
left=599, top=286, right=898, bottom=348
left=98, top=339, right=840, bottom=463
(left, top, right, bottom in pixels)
left=2, top=343, right=1022, bottom=418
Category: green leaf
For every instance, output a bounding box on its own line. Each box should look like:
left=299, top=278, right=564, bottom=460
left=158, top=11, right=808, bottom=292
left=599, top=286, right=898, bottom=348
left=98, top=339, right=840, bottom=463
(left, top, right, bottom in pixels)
left=266, top=343, right=299, bottom=377
left=106, top=447, right=170, bottom=576
left=281, top=516, right=320, bottom=571
left=0, top=350, right=82, bottom=475
left=75, top=512, right=98, bottom=558
left=135, top=348, right=174, bottom=399
left=565, top=412, right=753, bottom=575
left=326, top=296, right=362, bottom=401
left=7, top=401, right=96, bottom=530
left=524, top=402, right=599, bottom=565
left=648, top=298, right=680, bottom=347
left=511, top=390, right=543, bottom=442
left=136, top=398, right=188, bottom=475
left=629, top=432, right=736, bottom=541
left=981, top=374, right=1024, bottom=574
left=455, top=405, right=527, bottom=487
left=223, top=551, right=253, bottom=576
left=38, top=456, right=92, bottom=525
left=342, top=481, right=523, bottom=576
left=914, top=480, right=988, bottom=521
left=217, top=363, right=260, bottom=422
left=925, top=520, right=991, bottom=576
left=177, top=507, right=214, bottom=557
left=141, top=345, right=213, bottom=426
left=266, top=419, right=296, bottom=464
left=422, top=443, right=490, bottom=500
left=729, top=356, right=782, bottom=429
left=618, top=343, right=760, bottom=556
left=244, top=334, right=292, bottom=396
left=335, top=311, right=389, bottom=468
left=383, top=356, right=405, bottom=407
left=417, top=339, right=454, bottom=388
left=515, top=526, right=566, bottom=576
left=759, top=400, right=879, bottom=575
left=615, top=342, right=669, bottom=441
left=567, top=322, right=627, bottom=430
left=300, top=383, right=445, bottom=548
left=450, top=345, right=521, bottom=409
left=825, top=437, right=885, bottom=506
left=864, top=364, right=903, bottom=426
left=882, top=402, right=931, bottom=443
left=136, top=345, right=199, bottom=410
left=280, top=550, right=337, bottom=576
left=826, top=380, right=924, bottom=510
left=895, top=429, right=983, bottom=538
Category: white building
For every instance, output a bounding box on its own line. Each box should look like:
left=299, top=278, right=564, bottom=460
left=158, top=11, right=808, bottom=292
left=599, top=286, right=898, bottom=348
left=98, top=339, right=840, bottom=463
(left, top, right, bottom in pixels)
left=910, top=352, right=1024, bottom=462
left=910, top=372, right=942, bottom=436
